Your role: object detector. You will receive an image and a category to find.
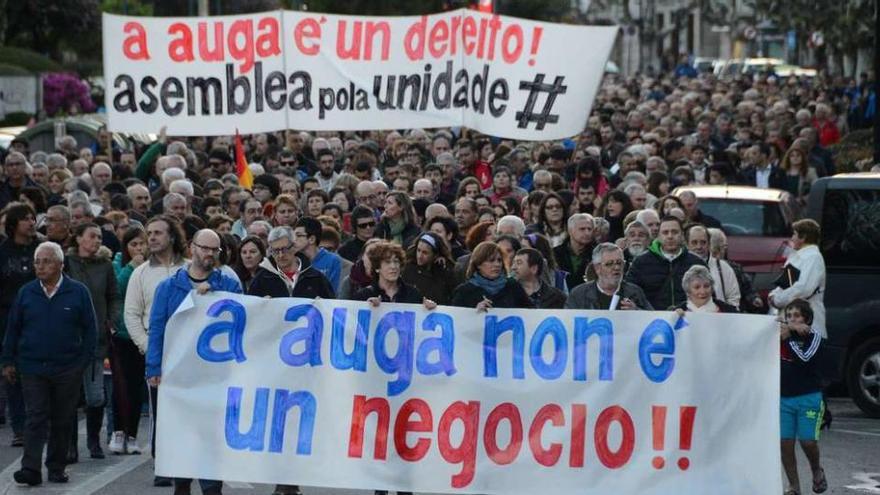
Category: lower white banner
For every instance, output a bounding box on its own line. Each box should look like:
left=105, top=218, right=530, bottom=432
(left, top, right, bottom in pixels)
left=156, top=292, right=781, bottom=494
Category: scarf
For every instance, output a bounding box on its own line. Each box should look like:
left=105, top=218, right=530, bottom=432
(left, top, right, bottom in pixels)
left=389, top=218, right=407, bottom=244
left=687, top=300, right=719, bottom=313
left=468, top=273, right=508, bottom=296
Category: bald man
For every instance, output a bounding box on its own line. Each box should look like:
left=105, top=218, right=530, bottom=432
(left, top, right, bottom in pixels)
left=145, top=229, right=241, bottom=494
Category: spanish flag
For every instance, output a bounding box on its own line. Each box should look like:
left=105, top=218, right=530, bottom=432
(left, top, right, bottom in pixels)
left=234, top=129, right=253, bottom=190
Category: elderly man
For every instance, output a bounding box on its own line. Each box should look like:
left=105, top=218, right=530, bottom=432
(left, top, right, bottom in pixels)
left=44, top=205, right=71, bottom=247
left=553, top=213, right=595, bottom=290
left=412, top=178, right=435, bottom=201
left=146, top=230, right=241, bottom=495
left=496, top=215, right=526, bottom=238
left=635, top=209, right=661, bottom=239
left=2, top=242, right=97, bottom=485
left=686, top=224, right=740, bottom=308
left=162, top=193, right=188, bottom=223
left=566, top=243, right=652, bottom=310
left=625, top=216, right=705, bottom=310
left=622, top=220, right=650, bottom=265
left=127, top=184, right=152, bottom=217
left=677, top=191, right=721, bottom=229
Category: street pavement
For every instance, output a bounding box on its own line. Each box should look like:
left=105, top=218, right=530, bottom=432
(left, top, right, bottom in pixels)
left=0, top=398, right=874, bottom=494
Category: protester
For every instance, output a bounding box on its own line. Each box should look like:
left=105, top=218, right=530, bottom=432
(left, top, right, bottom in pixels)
left=145, top=229, right=241, bottom=495
left=233, top=235, right=267, bottom=292
left=769, top=219, right=826, bottom=338
left=122, top=215, right=187, bottom=487
left=2, top=242, right=97, bottom=485
left=109, top=225, right=148, bottom=455
left=566, top=243, right=652, bottom=310
left=248, top=226, right=335, bottom=299
left=353, top=241, right=436, bottom=310
left=401, top=232, right=458, bottom=306
left=512, top=248, right=566, bottom=309
left=674, top=265, right=739, bottom=313
left=625, top=216, right=705, bottom=310
left=685, top=224, right=741, bottom=308
left=552, top=213, right=595, bottom=290
left=0, top=203, right=38, bottom=447
left=779, top=299, right=827, bottom=495
left=376, top=191, right=420, bottom=248
left=452, top=242, right=533, bottom=311
left=64, top=222, right=121, bottom=460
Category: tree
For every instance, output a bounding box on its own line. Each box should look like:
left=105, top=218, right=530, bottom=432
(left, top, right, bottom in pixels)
left=1, top=0, right=100, bottom=61
left=495, top=0, right=572, bottom=21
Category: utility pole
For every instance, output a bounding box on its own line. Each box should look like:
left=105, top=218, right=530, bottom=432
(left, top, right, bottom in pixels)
left=874, top=0, right=879, bottom=164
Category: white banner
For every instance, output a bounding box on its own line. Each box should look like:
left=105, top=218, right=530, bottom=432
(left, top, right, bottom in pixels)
left=156, top=293, right=781, bottom=494
left=102, top=10, right=617, bottom=140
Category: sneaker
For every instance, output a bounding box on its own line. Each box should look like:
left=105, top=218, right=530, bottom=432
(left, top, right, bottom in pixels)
left=108, top=431, right=125, bottom=454
left=125, top=437, right=142, bottom=454
left=11, top=434, right=23, bottom=447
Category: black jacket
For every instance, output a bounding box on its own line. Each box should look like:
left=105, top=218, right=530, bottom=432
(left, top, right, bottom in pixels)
left=690, top=210, right=722, bottom=229
left=0, top=238, right=38, bottom=339
left=352, top=281, right=423, bottom=304
left=402, top=261, right=459, bottom=306
left=565, top=281, right=653, bottom=310
left=247, top=253, right=335, bottom=299
left=737, top=164, right=788, bottom=190
left=553, top=240, right=594, bottom=291
left=674, top=299, right=739, bottom=313
left=451, top=278, right=534, bottom=309
left=338, top=237, right=367, bottom=263
left=624, top=241, right=706, bottom=311
left=528, top=283, right=567, bottom=309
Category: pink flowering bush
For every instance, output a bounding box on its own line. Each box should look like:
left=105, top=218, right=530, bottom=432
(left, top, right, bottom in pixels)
left=43, top=73, right=96, bottom=116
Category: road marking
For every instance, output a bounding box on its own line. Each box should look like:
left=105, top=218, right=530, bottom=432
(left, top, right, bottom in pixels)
left=227, top=481, right=255, bottom=488
left=845, top=472, right=880, bottom=493
left=833, top=428, right=880, bottom=438
left=63, top=454, right=150, bottom=495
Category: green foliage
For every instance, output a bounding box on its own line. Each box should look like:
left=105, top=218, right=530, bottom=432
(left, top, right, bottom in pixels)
left=0, top=63, right=32, bottom=76
left=0, top=47, right=62, bottom=73
left=100, top=0, right=153, bottom=16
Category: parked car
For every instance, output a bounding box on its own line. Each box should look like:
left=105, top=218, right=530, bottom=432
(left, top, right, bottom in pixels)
left=674, top=185, right=801, bottom=296
left=805, top=173, right=880, bottom=417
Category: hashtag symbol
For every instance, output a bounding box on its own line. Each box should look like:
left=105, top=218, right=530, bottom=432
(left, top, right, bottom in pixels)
left=515, top=75, right=567, bottom=130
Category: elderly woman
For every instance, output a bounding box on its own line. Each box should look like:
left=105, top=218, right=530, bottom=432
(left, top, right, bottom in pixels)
left=353, top=241, right=436, bottom=310
left=452, top=241, right=533, bottom=311
left=675, top=265, right=738, bottom=313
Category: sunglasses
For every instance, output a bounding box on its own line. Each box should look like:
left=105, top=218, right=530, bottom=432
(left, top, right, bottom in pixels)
left=357, top=221, right=376, bottom=229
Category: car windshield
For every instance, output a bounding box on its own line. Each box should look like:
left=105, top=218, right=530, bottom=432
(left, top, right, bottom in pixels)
left=697, top=199, right=789, bottom=236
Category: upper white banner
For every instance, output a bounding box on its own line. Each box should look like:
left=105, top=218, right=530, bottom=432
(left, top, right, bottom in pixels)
left=155, top=292, right=782, bottom=494
left=102, top=10, right=617, bottom=140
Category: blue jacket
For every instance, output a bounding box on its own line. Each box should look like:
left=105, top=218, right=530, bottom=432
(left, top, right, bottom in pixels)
left=311, top=248, right=342, bottom=293
left=145, top=266, right=241, bottom=378
left=1, top=277, right=97, bottom=375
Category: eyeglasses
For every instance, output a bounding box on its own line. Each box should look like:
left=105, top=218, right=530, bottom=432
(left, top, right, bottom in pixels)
left=280, top=160, right=296, bottom=166
left=194, top=243, right=222, bottom=254
left=357, top=221, right=376, bottom=229
left=269, top=243, right=294, bottom=255
left=601, top=260, right=624, bottom=268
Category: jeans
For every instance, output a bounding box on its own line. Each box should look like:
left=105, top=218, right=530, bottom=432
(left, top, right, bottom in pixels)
left=109, top=336, right=145, bottom=438
left=20, top=366, right=82, bottom=473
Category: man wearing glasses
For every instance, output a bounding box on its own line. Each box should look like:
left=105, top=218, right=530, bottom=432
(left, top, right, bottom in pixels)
left=206, top=149, right=233, bottom=178
left=565, top=243, right=652, bottom=310
left=146, top=229, right=241, bottom=495
left=248, top=226, right=335, bottom=300
left=0, top=152, right=38, bottom=210
left=339, top=206, right=377, bottom=263
left=246, top=225, right=333, bottom=495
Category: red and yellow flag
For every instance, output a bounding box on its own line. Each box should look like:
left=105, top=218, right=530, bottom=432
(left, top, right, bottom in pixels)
left=234, top=129, right=253, bottom=190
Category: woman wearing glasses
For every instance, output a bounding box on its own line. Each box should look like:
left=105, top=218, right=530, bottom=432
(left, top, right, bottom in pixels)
left=526, top=192, right=569, bottom=248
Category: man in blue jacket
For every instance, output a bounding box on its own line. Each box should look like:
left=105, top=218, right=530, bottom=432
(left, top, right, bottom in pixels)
left=1, top=241, right=97, bottom=486
left=146, top=229, right=241, bottom=495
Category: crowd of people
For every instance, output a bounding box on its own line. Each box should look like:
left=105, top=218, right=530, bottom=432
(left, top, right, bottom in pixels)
left=0, top=66, right=855, bottom=494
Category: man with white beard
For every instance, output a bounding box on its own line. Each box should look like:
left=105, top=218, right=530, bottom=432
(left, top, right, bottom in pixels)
left=622, top=221, right=650, bottom=271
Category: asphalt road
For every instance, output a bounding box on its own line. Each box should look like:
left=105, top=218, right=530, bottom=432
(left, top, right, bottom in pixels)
left=0, top=398, right=875, bottom=494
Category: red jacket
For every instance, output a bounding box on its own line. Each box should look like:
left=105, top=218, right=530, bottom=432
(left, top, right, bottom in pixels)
left=812, top=118, right=840, bottom=147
